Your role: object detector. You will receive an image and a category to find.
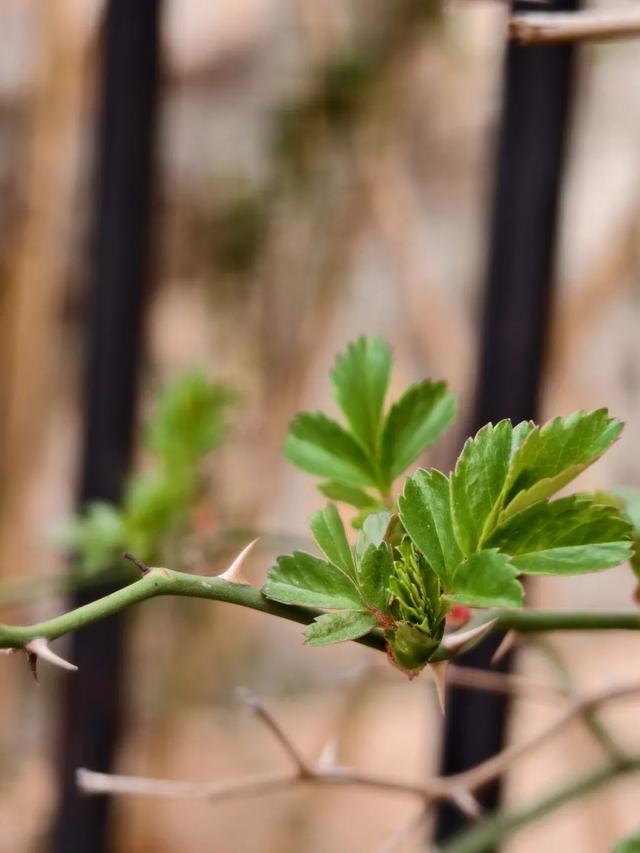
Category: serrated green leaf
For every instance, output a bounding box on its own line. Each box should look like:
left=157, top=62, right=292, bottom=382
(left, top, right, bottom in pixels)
left=330, top=336, right=391, bottom=455
left=304, top=610, right=378, bottom=646
left=487, top=496, right=632, bottom=574
left=380, top=381, right=457, bottom=483
left=263, top=551, right=363, bottom=609
left=318, top=480, right=379, bottom=510
left=450, top=421, right=514, bottom=555
left=399, top=469, right=462, bottom=588
left=284, top=412, right=377, bottom=486
left=502, top=410, right=623, bottom=519
left=358, top=543, right=394, bottom=613
left=610, top=486, right=640, bottom=579
left=355, top=510, right=393, bottom=565
left=310, top=504, right=356, bottom=579
left=447, top=549, right=523, bottom=609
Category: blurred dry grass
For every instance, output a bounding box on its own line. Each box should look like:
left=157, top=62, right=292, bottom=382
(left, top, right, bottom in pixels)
left=1, top=1, right=640, bottom=851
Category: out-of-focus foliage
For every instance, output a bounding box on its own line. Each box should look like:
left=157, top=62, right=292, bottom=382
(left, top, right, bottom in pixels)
left=57, top=372, right=233, bottom=578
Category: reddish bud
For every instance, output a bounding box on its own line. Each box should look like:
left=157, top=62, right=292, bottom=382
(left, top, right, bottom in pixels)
left=446, top=605, right=471, bottom=629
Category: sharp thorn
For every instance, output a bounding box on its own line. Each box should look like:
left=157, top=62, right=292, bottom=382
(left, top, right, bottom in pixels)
left=219, top=540, right=258, bottom=585
left=25, top=638, right=78, bottom=673
left=317, top=735, right=339, bottom=768
left=428, top=660, right=449, bottom=714
left=491, top=629, right=520, bottom=664
left=441, top=618, right=498, bottom=657
left=451, top=788, right=482, bottom=819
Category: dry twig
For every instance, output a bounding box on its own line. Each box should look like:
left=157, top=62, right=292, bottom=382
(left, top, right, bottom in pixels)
left=77, top=680, right=640, bottom=811
left=510, top=10, right=640, bottom=45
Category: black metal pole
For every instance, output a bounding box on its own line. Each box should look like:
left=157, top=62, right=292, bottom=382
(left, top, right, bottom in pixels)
left=435, top=0, right=580, bottom=843
left=51, top=2, right=161, bottom=850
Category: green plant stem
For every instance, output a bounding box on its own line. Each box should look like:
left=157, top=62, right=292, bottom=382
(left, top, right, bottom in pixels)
left=2, top=566, right=640, bottom=656
left=439, top=757, right=640, bottom=853
left=493, top=608, right=640, bottom=633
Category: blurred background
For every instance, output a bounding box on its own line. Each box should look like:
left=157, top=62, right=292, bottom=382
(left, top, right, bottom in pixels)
left=1, top=0, right=640, bottom=851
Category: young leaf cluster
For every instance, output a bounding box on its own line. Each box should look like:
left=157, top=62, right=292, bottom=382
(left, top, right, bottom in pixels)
left=284, top=336, right=457, bottom=523
left=57, top=372, right=232, bottom=579
left=264, top=337, right=634, bottom=674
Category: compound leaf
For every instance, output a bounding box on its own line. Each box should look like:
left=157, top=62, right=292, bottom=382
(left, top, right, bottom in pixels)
left=399, top=469, right=461, bottom=587
left=447, top=550, right=523, bottom=609
left=502, top=410, right=623, bottom=519
left=284, top=412, right=377, bottom=486
left=330, top=336, right=391, bottom=455
left=318, top=480, right=379, bottom=510
left=380, top=380, right=457, bottom=483
left=304, top=610, right=378, bottom=646
left=310, top=504, right=356, bottom=579
left=450, top=421, right=513, bottom=555
left=487, top=496, right=632, bottom=574
left=358, top=543, right=394, bottom=614
left=263, top=551, right=363, bottom=609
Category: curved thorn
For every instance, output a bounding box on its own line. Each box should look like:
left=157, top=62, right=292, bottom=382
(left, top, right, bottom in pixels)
left=491, top=629, right=520, bottom=664
left=25, top=638, right=78, bottom=672
left=219, top=539, right=258, bottom=585
left=450, top=788, right=482, bottom=819
left=428, top=660, right=449, bottom=714
left=441, top=618, right=498, bottom=657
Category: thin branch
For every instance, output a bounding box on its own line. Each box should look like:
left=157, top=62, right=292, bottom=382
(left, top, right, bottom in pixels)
left=77, top=681, right=640, bottom=811
left=2, top=560, right=640, bottom=661
left=509, top=10, right=640, bottom=45
left=439, top=757, right=640, bottom=853
left=238, top=689, right=311, bottom=776
left=446, top=681, right=640, bottom=794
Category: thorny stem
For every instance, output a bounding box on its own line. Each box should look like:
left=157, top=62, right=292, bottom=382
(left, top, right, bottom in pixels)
left=1, top=565, right=640, bottom=658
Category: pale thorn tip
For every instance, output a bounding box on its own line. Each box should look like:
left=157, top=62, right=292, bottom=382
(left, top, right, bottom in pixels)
left=491, top=629, right=520, bottom=664
left=25, top=638, right=78, bottom=672
left=441, top=618, right=498, bottom=657
left=219, top=539, right=259, bottom=585
left=317, top=735, right=339, bottom=768
left=428, top=660, right=449, bottom=714
left=451, top=788, right=482, bottom=820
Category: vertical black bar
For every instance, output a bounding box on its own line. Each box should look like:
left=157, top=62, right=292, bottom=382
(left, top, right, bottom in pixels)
left=435, top=1, right=579, bottom=843
left=51, top=2, right=161, bottom=851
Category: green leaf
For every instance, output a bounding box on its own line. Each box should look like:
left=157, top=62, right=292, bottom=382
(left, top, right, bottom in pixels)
left=310, top=504, right=356, bottom=579
left=304, top=610, right=378, bottom=646
left=380, top=380, right=457, bottom=483
left=284, top=412, right=377, bottom=486
left=399, top=469, right=462, bottom=588
left=487, top=497, right=632, bottom=575
left=330, top=336, right=391, bottom=454
left=502, top=410, right=623, bottom=519
left=450, top=421, right=514, bottom=555
left=318, top=480, right=379, bottom=510
left=358, top=543, right=394, bottom=613
left=610, top=486, right=640, bottom=579
left=145, top=371, right=232, bottom=465
left=355, top=510, right=392, bottom=565
left=386, top=623, right=441, bottom=674
left=447, top=550, right=523, bottom=609
left=263, top=551, right=363, bottom=609
left=56, top=502, right=125, bottom=577
left=614, top=829, right=640, bottom=853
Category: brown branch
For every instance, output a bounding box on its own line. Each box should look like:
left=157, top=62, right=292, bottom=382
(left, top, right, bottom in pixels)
left=76, top=681, right=640, bottom=810
left=509, top=10, right=640, bottom=45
